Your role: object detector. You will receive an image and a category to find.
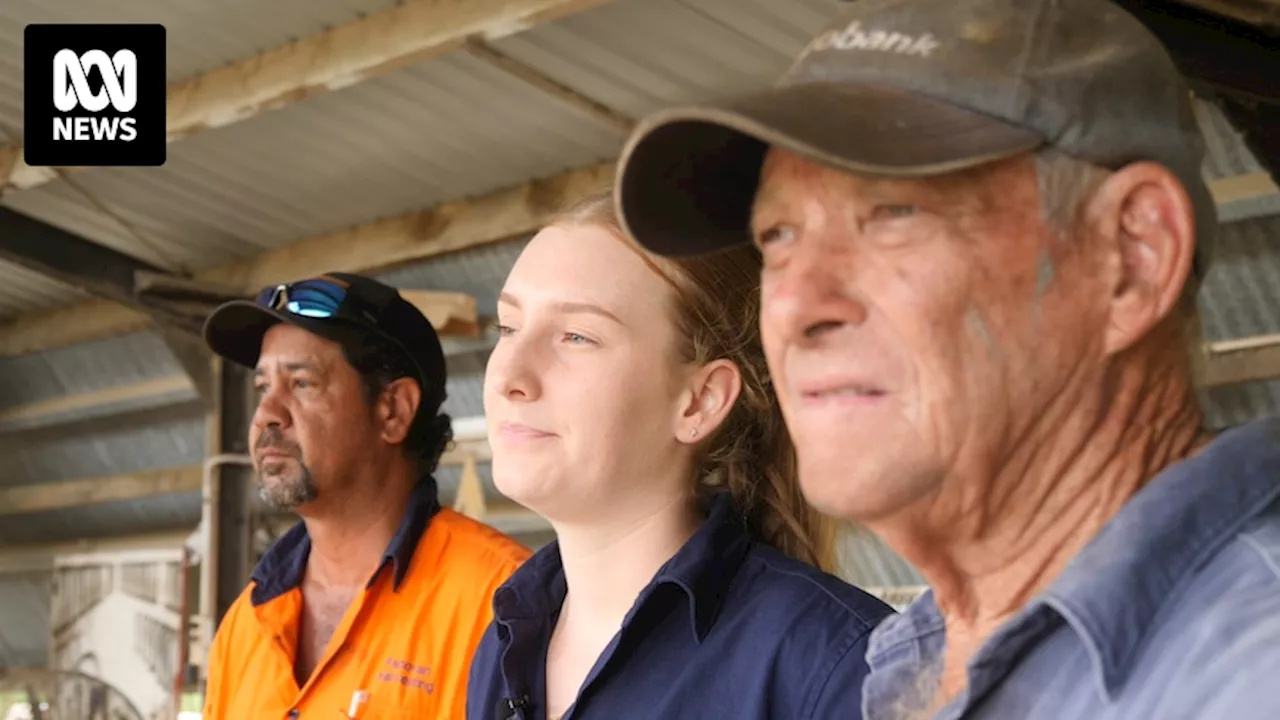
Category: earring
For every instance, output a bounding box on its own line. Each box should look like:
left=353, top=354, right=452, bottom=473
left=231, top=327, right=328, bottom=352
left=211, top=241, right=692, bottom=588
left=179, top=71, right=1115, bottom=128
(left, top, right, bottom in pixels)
left=689, top=427, right=699, bottom=439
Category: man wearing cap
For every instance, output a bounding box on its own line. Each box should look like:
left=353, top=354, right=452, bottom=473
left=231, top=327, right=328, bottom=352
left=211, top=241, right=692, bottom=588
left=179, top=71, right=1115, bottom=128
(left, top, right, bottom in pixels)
left=615, top=0, right=1280, bottom=717
left=200, top=272, right=531, bottom=719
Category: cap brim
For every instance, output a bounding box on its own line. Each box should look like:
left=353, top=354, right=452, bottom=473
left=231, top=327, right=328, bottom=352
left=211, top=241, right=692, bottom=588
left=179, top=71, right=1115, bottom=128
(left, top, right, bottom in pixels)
left=203, top=300, right=337, bottom=370
left=616, top=81, right=1045, bottom=257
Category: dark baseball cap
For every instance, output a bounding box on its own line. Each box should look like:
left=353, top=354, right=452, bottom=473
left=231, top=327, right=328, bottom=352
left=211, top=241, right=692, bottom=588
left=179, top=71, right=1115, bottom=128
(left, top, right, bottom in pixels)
left=615, top=0, right=1216, bottom=273
left=203, top=272, right=448, bottom=411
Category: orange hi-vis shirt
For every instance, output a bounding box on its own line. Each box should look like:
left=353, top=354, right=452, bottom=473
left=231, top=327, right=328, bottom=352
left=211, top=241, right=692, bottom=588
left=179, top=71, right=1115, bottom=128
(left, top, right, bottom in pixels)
left=202, top=481, right=531, bottom=719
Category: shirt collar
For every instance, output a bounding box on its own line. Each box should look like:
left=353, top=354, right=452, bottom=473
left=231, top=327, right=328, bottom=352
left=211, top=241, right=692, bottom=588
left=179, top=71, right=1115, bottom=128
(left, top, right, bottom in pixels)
left=249, top=476, right=441, bottom=606
left=492, top=491, right=754, bottom=642
left=1042, top=418, right=1280, bottom=699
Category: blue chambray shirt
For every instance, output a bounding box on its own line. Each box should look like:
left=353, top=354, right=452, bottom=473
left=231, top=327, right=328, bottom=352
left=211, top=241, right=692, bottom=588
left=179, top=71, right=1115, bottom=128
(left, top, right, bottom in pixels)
left=863, top=418, right=1280, bottom=720
left=467, top=491, right=895, bottom=720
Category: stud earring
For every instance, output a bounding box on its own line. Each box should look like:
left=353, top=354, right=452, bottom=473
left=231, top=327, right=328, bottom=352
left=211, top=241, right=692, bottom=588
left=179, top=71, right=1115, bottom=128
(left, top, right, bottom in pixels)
left=689, top=427, right=699, bottom=439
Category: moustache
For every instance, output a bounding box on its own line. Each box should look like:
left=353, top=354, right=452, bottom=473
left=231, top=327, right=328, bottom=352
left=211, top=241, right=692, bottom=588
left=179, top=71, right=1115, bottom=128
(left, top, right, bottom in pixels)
left=254, top=427, right=300, bottom=458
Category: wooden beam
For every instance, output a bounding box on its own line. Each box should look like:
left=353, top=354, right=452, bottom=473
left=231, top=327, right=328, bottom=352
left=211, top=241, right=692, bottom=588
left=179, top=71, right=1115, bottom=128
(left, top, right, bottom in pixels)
left=0, top=375, right=196, bottom=434
left=0, top=0, right=618, bottom=193
left=1198, top=333, right=1280, bottom=388
left=0, top=162, right=613, bottom=356
left=1208, top=171, right=1280, bottom=205
left=400, top=290, right=480, bottom=338
left=0, top=466, right=203, bottom=516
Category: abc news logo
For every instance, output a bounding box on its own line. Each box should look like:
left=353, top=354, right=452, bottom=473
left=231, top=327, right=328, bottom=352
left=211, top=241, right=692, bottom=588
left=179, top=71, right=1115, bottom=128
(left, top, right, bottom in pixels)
left=24, top=24, right=166, bottom=167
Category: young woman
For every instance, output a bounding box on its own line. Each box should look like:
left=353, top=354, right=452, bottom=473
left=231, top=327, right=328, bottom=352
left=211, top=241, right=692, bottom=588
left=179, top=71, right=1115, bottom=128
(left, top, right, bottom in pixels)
left=467, top=191, right=893, bottom=720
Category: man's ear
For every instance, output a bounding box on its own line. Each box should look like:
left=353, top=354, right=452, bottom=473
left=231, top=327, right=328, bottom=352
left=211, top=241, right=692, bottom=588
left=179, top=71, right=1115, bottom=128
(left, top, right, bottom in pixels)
left=379, top=377, right=422, bottom=444
left=674, top=359, right=743, bottom=444
left=1085, top=161, right=1197, bottom=356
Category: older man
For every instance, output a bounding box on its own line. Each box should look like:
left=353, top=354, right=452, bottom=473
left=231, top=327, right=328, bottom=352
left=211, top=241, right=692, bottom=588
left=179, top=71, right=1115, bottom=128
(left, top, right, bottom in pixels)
left=613, top=0, right=1280, bottom=718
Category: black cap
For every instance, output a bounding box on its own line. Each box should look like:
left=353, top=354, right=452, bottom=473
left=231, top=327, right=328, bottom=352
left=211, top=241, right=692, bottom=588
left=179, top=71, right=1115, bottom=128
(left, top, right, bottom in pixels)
left=202, top=272, right=448, bottom=412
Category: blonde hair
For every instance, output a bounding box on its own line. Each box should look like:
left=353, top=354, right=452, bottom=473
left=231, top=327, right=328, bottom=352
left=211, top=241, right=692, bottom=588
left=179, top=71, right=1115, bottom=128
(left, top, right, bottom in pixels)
left=551, top=190, right=838, bottom=572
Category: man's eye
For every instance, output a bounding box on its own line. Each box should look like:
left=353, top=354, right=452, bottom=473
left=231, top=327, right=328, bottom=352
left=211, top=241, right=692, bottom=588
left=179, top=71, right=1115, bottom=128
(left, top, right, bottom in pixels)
left=755, top=225, right=796, bottom=246
left=871, top=204, right=918, bottom=220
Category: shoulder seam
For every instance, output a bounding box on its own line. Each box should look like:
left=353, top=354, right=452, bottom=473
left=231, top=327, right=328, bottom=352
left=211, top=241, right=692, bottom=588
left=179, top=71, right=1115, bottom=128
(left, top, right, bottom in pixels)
left=1240, top=533, right=1280, bottom=581
left=745, top=551, right=888, bottom=630
left=435, top=510, right=532, bottom=568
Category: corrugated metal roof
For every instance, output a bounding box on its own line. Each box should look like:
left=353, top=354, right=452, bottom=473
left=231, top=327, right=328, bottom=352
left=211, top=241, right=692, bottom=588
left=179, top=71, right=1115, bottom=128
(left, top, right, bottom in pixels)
left=0, top=0, right=402, bottom=137
left=3, top=51, right=626, bottom=278
left=1198, top=215, right=1280, bottom=341
left=838, top=524, right=924, bottom=588
left=0, top=404, right=204, bottom=487
left=0, top=331, right=184, bottom=411
left=0, top=570, right=52, bottom=668
left=1194, top=97, right=1269, bottom=181
left=376, top=238, right=528, bottom=318
left=0, top=492, right=201, bottom=547
left=1202, top=380, right=1280, bottom=431
left=1196, top=214, right=1280, bottom=426
left=0, top=259, right=91, bottom=321
left=490, top=0, right=843, bottom=118
left=0, top=0, right=1273, bottom=320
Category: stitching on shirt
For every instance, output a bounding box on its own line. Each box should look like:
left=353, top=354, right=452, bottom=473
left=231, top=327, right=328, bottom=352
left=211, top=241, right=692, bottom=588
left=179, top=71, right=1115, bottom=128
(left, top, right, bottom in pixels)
left=745, top=551, right=888, bottom=630
left=799, top=621, right=871, bottom=719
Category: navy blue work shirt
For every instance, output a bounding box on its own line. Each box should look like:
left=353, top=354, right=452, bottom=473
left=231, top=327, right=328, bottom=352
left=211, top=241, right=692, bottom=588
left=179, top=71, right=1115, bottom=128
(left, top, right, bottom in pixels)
left=467, top=492, right=895, bottom=720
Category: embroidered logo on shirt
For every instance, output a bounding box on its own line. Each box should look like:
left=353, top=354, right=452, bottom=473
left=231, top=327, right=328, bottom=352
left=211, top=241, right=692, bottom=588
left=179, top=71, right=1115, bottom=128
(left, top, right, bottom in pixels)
left=376, top=657, right=435, bottom=694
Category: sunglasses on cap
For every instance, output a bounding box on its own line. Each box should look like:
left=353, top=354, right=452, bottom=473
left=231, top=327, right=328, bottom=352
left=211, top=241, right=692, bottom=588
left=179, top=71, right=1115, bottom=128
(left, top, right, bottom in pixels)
left=255, top=275, right=388, bottom=326
left=253, top=275, right=431, bottom=385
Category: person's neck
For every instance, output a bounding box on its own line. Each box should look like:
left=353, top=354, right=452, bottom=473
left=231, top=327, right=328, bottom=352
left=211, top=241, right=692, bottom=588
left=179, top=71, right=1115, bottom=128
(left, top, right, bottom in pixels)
left=300, top=462, right=418, bottom=589
left=878, top=335, right=1210, bottom=681
left=553, top=493, right=703, bottom=636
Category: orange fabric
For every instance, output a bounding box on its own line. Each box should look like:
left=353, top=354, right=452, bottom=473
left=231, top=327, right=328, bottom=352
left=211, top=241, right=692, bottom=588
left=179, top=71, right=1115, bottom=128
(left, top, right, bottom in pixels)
left=202, top=509, right=530, bottom=719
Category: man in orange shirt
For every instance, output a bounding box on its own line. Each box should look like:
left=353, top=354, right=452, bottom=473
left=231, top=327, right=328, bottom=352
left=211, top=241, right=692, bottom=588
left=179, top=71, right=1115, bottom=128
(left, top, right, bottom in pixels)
left=200, top=272, right=530, bottom=718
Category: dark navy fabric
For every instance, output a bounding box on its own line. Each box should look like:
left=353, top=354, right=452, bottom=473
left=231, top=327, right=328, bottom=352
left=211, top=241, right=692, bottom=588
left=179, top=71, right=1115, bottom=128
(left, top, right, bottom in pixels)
left=248, top=477, right=441, bottom=606
left=467, top=492, right=895, bottom=720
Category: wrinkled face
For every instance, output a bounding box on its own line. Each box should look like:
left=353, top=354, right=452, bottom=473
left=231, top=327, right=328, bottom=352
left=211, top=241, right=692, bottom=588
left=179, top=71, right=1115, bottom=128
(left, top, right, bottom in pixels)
left=753, top=149, right=1107, bottom=522
left=484, top=223, right=692, bottom=522
left=250, top=323, right=381, bottom=510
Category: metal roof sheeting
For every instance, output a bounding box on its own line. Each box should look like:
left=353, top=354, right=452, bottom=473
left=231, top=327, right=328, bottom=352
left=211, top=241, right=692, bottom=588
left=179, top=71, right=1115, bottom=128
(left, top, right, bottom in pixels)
left=0, top=492, right=202, bottom=548
left=1198, top=215, right=1280, bottom=341
left=488, top=0, right=843, bottom=118
left=3, top=51, right=627, bottom=278
left=0, top=0, right=403, bottom=136
left=0, top=331, right=185, bottom=411
left=0, top=259, right=91, bottom=321
left=839, top=524, right=925, bottom=588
